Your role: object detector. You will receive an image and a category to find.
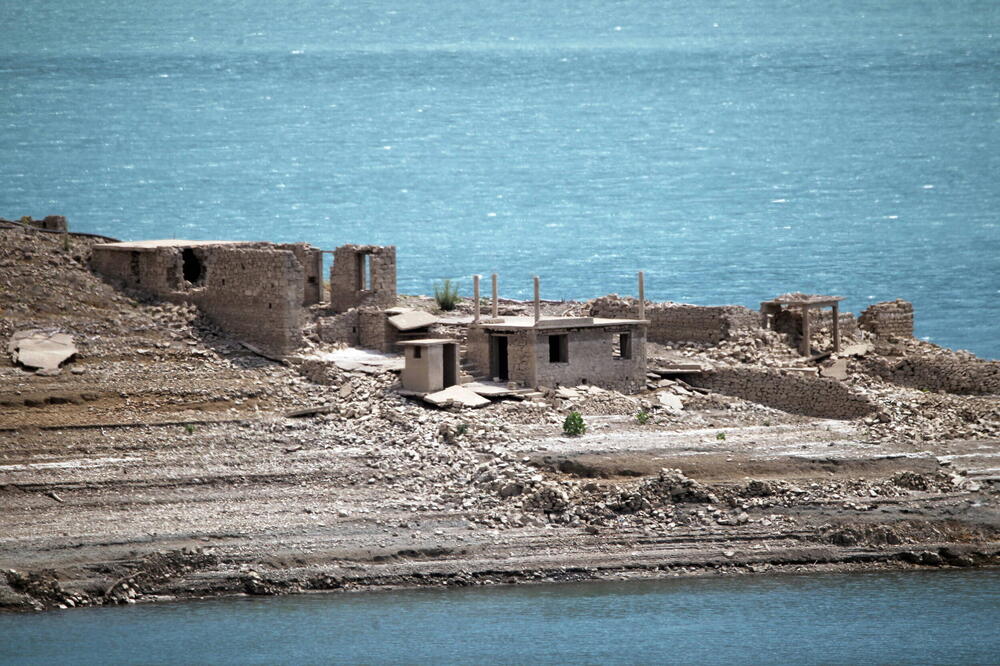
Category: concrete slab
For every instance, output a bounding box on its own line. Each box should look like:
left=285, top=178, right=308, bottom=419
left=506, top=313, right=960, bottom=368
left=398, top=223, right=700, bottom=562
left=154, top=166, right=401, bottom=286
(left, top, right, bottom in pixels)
left=423, top=385, right=490, bottom=409
left=388, top=311, right=438, bottom=331
left=820, top=358, right=850, bottom=381
left=8, top=330, right=77, bottom=373
left=464, top=381, right=519, bottom=397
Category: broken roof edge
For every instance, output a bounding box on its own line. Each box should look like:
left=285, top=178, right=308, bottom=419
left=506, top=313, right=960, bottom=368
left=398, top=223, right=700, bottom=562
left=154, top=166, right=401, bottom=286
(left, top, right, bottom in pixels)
left=92, top=239, right=260, bottom=252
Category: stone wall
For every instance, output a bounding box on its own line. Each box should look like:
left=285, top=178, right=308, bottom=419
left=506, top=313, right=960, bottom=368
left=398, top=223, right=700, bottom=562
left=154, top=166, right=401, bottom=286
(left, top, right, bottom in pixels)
left=279, top=243, right=324, bottom=305
left=466, top=324, right=647, bottom=393
left=532, top=326, right=647, bottom=393
left=859, top=300, right=914, bottom=340
left=329, top=245, right=396, bottom=312
left=589, top=296, right=760, bottom=344
left=189, top=246, right=304, bottom=356
left=864, top=352, right=1000, bottom=396
left=91, top=242, right=307, bottom=356
left=317, top=310, right=360, bottom=346
left=686, top=368, right=876, bottom=419
left=357, top=308, right=398, bottom=352
left=770, top=308, right=859, bottom=340
left=465, top=327, right=491, bottom=379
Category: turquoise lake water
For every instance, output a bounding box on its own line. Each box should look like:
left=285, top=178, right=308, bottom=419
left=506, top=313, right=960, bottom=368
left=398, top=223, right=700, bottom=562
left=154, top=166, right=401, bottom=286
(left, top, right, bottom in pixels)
left=2, top=570, right=999, bottom=665
left=2, top=0, right=998, bottom=359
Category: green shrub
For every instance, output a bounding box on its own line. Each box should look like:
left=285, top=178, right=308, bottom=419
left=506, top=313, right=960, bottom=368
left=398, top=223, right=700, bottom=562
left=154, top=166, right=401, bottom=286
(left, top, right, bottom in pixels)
left=716, top=431, right=726, bottom=441
left=636, top=411, right=652, bottom=425
left=184, top=424, right=195, bottom=434
left=563, top=411, right=586, bottom=437
left=434, top=279, right=460, bottom=311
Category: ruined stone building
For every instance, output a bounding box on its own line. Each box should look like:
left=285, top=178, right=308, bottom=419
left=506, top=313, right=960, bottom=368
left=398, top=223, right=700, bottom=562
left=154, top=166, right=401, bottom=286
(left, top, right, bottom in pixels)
left=91, top=240, right=324, bottom=357
left=465, top=316, right=648, bottom=394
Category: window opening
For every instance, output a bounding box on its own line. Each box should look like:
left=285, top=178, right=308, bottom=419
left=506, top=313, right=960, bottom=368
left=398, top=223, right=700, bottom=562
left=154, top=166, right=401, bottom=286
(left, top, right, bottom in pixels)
left=548, top=334, right=568, bottom=363
left=615, top=333, right=632, bottom=359
left=181, top=248, right=204, bottom=285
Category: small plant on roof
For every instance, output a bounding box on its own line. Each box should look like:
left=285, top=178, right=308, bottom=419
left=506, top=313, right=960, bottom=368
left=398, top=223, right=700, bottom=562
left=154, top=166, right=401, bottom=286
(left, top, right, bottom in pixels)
left=563, top=411, right=586, bottom=437
left=636, top=411, right=652, bottom=425
left=434, top=279, right=460, bottom=311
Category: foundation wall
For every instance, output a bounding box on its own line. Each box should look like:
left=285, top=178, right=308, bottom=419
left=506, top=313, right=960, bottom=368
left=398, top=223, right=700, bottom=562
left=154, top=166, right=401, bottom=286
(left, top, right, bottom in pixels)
left=859, top=300, right=914, bottom=340
left=686, top=367, right=877, bottom=419
left=329, top=245, right=397, bottom=312
left=589, top=296, right=759, bottom=344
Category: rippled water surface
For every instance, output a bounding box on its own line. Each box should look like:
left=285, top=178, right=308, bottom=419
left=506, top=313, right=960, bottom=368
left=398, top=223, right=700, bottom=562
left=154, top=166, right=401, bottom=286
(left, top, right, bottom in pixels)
left=2, top=1, right=998, bottom=356
left=2, top=570, right=1000, bottom=665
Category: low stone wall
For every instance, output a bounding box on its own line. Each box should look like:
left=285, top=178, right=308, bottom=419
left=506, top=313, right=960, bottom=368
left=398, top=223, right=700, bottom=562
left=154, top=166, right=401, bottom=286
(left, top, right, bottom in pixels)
left=865, top=353, right=1000, bottom=396
left=686, top=368, right=877, bottom=419
left=317, top=310, right=360, bottom=346
left=357, top=308, right=397, bottom=352
left=589, top=296, right=760, bottom=345
left=859, top=300, right=914, bottom=339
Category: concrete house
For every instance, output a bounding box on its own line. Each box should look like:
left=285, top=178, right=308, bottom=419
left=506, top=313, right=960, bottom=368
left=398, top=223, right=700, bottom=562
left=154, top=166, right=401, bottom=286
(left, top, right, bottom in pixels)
left=465, top=316, right=648, bottom=394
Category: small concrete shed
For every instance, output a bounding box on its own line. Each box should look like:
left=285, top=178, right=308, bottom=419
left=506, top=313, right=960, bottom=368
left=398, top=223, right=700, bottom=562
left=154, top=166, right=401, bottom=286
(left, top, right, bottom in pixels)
left=399, top=338, right=460, bottom=394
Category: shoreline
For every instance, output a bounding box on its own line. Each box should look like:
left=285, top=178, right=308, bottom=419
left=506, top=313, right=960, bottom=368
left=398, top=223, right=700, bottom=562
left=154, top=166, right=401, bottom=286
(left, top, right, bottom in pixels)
left=2, top=226, right=998, bottom=614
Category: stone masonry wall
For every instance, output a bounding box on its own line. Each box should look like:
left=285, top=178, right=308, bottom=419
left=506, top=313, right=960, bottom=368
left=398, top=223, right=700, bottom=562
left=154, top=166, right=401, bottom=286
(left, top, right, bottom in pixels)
left=589, top=296, right=760, bottom=344
left=316, top=309, right=360, bottom=346
left=863, top=352, right=1000, bottom=396
left=532, top=325, right=648, bottom=394
left=329, top=245, right=397, bottom=312
left=859, top=300, right=914, bottom=340
left=186, top=246, right=304, bottom=356
left=279, top=243, right=324, bottom=305
left=465, top=327, right=490, bottom=380
left=91, top=243, right=306, bottom=356
left=358, top=308, right=398, bottom=352
left=686, top=368, right=877, bottom=419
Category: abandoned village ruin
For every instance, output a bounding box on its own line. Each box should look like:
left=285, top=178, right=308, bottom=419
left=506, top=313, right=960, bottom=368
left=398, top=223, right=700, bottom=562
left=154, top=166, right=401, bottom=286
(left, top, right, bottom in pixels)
left=81, top=234, right=976, bottom=417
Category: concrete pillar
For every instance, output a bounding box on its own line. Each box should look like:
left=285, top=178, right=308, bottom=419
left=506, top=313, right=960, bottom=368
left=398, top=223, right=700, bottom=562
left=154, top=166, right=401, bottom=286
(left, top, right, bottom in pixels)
left=832, top=302, right=841, bottom=353
left=800, top=305, right=811, bottom=356
left=638, top=271, right=645, bottom=321
left=473, top=275, right=481, bottom=323
left=533, top=276, right=541, bottom=323
left=491, top=273, right=498, bottom=318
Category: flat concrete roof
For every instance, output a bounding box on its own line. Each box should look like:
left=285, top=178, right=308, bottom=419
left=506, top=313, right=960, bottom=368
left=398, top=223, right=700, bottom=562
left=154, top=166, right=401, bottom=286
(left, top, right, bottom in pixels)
left=397, top=338, right=458, bottom=347
left=92, top=239, right=254, bottom=252
left=475, top=316, right=648, bottom=330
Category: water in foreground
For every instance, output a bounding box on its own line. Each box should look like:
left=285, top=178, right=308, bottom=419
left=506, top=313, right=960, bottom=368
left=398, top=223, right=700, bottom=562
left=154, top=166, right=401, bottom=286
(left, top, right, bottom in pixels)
left=2, top=570, right=999, bottom=665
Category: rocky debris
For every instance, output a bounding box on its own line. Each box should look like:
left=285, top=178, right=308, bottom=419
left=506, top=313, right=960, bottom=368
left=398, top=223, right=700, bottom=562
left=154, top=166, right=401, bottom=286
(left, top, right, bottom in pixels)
left=8, top=330, right=77, bottom=374
left=424, top=385, right=491, bottom=409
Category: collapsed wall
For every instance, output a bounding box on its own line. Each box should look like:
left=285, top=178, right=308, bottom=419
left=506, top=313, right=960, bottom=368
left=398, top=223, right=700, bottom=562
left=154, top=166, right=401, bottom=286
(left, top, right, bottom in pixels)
left=686, top=368, right=877, bottom=419
left=859, top=300, right=914, bottom=340
left=91, top=241, right=310, bottom=356
left=864, top=351, right=1000, bottom=396
left=589, top=296, right=759, bottom=344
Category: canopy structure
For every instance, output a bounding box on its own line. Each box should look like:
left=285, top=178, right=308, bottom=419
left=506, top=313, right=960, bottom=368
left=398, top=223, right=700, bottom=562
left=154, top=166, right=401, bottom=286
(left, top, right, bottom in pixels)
left=761, top=293, right=845, bottom=356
